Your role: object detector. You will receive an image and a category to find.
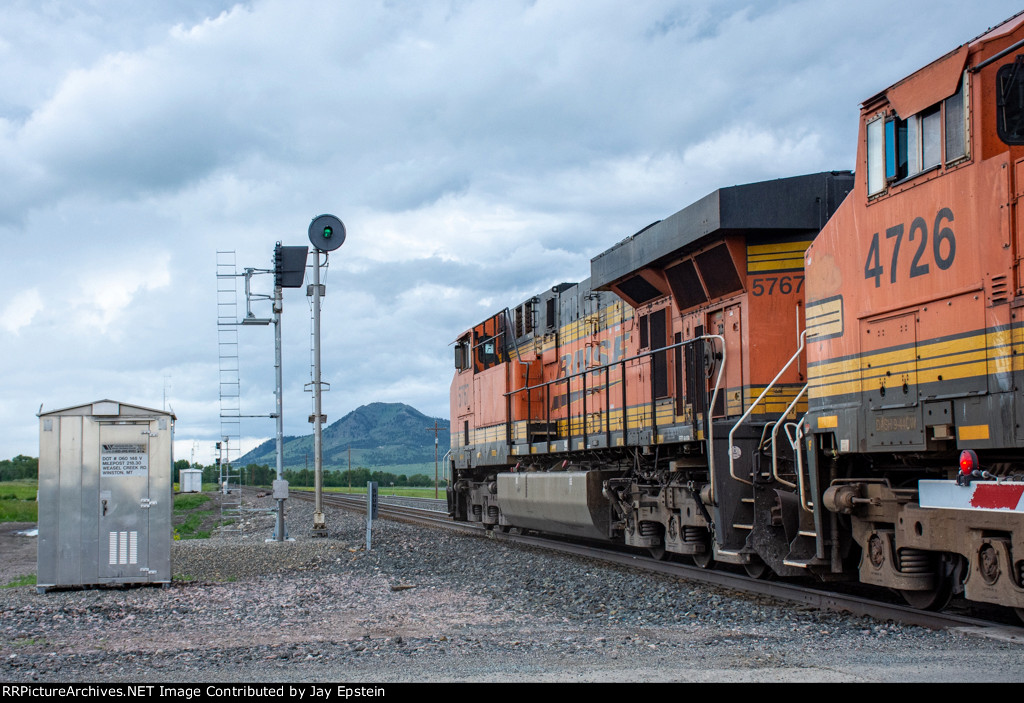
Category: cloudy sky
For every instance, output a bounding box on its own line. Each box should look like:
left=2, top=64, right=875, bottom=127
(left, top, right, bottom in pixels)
left=1, top=0, right=1019, bottom=464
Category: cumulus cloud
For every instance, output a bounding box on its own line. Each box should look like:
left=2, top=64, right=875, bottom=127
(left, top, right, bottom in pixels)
left=1, top=0, right=1020, bottom=460
left=0, top=289, right=44, bottom=334
left=72, top=253, right=173, bottom=333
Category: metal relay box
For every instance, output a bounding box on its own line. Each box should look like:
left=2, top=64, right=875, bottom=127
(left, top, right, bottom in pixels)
left=37, top=400, right=174, bottom=591
left=179, top=469, right=202, bottom=493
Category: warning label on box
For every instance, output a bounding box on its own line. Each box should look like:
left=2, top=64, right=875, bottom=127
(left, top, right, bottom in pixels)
left=101, top=444, right=148, bottom=477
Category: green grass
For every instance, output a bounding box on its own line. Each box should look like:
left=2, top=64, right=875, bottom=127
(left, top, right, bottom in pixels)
left=0, top=480, right=36, bottom=500
left=10, top=637, right=46, bottom=647
left=173, top=509, right=215, bottom=540
left=0, top=480, right=38, bottom=522
left=0, top=500, right=37, bottom=522
left=174, top=493, right=211, bottom=511
left=2, top=574, right=36, bottom=589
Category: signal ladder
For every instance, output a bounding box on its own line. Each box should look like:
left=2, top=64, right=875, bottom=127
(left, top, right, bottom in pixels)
left=216, top=251, right=243, bottom=530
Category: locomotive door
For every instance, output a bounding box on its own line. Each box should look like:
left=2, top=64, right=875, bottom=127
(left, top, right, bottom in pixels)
left=708, top=305, right=743, bottom=417
left=649, top=308, right=669, bottom=399
left=1013, top=158, right=1024, bottom=442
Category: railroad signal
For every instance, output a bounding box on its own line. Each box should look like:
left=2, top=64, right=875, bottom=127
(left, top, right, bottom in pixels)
left=306, top=212, right=346, bottom=536
left=274, top=243, right=309, bottom=288
left=308, top=214, right=346, bottom=252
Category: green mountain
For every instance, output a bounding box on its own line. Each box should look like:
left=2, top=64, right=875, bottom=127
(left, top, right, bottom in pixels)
left=237, top=402, right=450, bottom=475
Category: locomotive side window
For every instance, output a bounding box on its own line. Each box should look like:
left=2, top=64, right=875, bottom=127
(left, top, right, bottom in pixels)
left=911, top=106, right=942, bottom=173
left=868, top=74, right=969, bottom=195
left=472, top=313, right=505, bottom=372
left=997, top=57, right=1024, bottom=145
left=454, top=339, right=470, bottom=371
left=945, top=78, right=967, bottom=162
left=884, top=118, right=907, bottom=181
left=867, top=117, right=885, bottom=195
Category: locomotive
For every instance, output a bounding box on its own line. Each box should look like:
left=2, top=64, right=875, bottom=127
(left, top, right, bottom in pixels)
left=448, top=14, right=1024, bottom=622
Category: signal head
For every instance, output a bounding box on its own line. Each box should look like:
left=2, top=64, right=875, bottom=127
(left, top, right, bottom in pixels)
left=308, top=214, right=346, bottom=251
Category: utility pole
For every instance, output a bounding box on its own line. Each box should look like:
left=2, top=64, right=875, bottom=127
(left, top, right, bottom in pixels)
left=426, top=420, right=442, bottom=499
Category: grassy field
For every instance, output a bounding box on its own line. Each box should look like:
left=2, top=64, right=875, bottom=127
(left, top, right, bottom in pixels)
left=0, top=479, right=37, bottom=522
left=172, top=492, right=222, bottom=540
left=2, top=574, right=35, bottom=589
left=0, top=479, right=37, bottom=587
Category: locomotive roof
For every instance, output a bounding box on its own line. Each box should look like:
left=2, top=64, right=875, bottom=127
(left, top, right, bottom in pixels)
left=861, top=11, right=1024, bottom=116
left=590, top=171, right=852, bottom=291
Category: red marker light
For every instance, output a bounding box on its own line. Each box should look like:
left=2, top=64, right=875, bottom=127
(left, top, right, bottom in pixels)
left=959, top=449, right=978, bottom=475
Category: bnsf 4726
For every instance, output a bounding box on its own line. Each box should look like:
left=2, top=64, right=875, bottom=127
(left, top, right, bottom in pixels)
left=447, top=14, right=1024, bottom=623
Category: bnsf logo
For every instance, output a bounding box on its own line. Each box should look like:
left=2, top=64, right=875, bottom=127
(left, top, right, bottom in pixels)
left=559, top=333, right=628, bottom=377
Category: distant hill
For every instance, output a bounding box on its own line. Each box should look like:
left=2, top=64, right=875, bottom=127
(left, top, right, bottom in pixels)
left=237, top=402, right=450, bottom=474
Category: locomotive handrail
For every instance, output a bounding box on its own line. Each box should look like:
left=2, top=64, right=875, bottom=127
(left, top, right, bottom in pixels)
left=702, top=334, right=726, bottom=504
left=503, top=334, right=726, bottom=478
left=441, top=449, right=452, bottom=484
left=770, top=383, right=808, bottom=488
left=501, top=307, right=524, bottom=363
left=792, top=416, right=815, bottom=514
left=728, top=330, right=807, bottom=486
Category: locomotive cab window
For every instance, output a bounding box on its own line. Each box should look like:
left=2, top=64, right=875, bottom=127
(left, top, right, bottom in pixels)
left=997, top=57, right=1024, bottom=145
left=474, top=334, right=500, bottom=372
left=454, top=338, right=471, bottom=371
left=867, top=74, right=969, bottom=195
left=867, top=117, right=885, bottom=195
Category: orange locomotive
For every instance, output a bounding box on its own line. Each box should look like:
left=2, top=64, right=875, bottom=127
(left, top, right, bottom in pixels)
left=805, top=14, right=1024, bottom=616
left=449, top=171, right=853, bottom=571
left=448, top=14, right=1024, bottom=622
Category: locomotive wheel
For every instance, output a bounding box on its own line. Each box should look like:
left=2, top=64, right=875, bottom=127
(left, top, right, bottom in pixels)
left=743, top=556, right=771, bottom=580
left=648, top=546, right=668, bottom=561
left=692, top=551, right=714, bottom=569
left=1016, top=608, right=1024, bottom=626
left=899, top=579, right=954, bottom=611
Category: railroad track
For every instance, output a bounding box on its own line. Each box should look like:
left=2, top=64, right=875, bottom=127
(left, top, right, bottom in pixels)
left=290, top=489, right=1024, bottom=642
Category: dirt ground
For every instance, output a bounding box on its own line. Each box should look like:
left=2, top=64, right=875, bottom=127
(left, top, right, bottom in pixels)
left=0, top=522, right=37, bottom=586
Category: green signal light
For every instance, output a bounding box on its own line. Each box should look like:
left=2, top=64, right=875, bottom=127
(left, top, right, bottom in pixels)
left=323, top=226, right=333, bottom=238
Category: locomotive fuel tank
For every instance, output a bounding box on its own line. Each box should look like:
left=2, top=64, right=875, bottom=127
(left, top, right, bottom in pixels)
left=496, top=470, right=618, bottom=540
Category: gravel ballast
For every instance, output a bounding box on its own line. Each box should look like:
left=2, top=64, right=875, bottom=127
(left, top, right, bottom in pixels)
left=2, top=490, right=1023, bottom=683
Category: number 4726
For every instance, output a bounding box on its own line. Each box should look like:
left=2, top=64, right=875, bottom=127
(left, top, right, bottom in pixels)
left=864, top=208, right=956, bottom=287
